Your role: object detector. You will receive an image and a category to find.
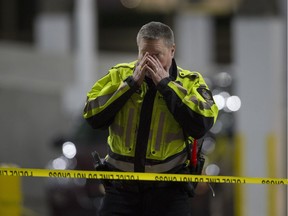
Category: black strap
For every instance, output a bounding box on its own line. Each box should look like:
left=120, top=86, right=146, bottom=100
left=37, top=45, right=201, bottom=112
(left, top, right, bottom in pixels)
left=134, top=81, right=157, bottom=172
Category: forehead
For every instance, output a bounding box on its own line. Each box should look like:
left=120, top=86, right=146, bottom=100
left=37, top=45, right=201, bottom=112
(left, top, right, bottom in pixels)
left=138, top=38, right=168, bottom=52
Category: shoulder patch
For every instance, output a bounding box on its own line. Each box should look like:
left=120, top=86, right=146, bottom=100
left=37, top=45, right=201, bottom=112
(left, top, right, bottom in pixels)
left=197, top=87, right=213, bottom=101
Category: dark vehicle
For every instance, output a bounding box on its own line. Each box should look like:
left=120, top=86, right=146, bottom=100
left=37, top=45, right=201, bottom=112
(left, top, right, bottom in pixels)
left=45, top=120, right=108, bottom=216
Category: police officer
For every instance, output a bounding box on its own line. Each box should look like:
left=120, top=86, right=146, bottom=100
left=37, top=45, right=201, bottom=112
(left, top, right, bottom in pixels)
left=83, top=21, right=218, bottom=216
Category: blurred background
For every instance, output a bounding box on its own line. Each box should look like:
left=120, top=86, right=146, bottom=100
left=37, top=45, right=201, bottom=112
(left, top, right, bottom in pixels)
left=0, top=0, right=286, bottom=216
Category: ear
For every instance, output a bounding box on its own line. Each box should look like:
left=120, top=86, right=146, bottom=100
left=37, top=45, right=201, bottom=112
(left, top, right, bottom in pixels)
left=171, top=44, right=176, bottom=57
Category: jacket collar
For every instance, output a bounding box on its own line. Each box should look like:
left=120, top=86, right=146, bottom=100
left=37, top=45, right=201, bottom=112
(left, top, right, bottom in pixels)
left=169, top=58, right=178, bottom=81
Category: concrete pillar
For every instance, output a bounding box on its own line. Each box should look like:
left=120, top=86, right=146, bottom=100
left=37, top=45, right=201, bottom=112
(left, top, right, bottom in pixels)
left=35, top=0, right=98, bottom=115
left=63, top=0, right=98, bottom=115
left=34, top=0, right=72, bottom=53
left=174, top=12, right=213, bottom=74
left=34, top=14, right=71, bottom=53
left=233, top=17, right=286, bottom=216
left=74, top=0, right=98, bottom=88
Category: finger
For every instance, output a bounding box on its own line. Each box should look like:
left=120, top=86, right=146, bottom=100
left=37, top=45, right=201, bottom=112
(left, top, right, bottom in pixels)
left=137, top=52, right=148, bottom=68
left=152, top=56, right=166, bottom=73
left=147, top=65, right=161, bottom=80
left=140, top=55, right=151, bottom=72
left=153, top=56, right=163, bottom=67
left=141, top=52, right=150, bottom=64
left=146, top=56, right=158, bottom=73
left=146, top=55, right=158, bottom=66
left=145, top=66, right=162, bottom=85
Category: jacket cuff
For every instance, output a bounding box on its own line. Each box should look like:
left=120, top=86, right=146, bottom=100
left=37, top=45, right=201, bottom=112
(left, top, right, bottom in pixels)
left=156, top=77, right=172, bottom=93
left=125, top=76, right=139, bottom=91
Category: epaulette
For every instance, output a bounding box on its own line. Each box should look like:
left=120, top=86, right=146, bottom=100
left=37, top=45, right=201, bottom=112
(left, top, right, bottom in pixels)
left=111, top=61, right=137, bottom=70
left=178, top=68, right=199, bottom=79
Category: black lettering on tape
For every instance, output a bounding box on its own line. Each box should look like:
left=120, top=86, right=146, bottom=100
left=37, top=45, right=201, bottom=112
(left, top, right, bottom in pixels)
left=88, top=173, right=98, bottom=179
left=0, top=170, right=8, bottom=176
left=8, top=170, right=33, bottom=177
left=237, top=179, right=244, bottom=184
left=73, top=173, right=86, bottom=178
left=155, top=175, right=177, bottom=182
left=110, top=174, right=140, bottom=180
left=262, top=179, right=284, bottom=185
left=48, top=171, right=71, bottom=178
left=206, top=177, right=220, bottom=183
left=99, top=174, right=114, bottom=180
left=180, top=176, right=193, bottom=182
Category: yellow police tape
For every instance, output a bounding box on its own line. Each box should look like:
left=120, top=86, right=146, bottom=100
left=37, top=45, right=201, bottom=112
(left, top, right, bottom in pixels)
left=0, top=167, right=287, bottom=185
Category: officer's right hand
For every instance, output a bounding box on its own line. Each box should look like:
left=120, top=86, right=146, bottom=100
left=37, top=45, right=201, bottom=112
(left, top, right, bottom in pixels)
left=133, top=52, right=149, bottom=86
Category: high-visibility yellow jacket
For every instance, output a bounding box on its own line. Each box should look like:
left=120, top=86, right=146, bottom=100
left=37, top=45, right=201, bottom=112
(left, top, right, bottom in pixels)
left=83, top=59, right=218, bottom=173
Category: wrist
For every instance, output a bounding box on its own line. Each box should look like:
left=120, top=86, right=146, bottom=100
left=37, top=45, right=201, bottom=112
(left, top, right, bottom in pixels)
left=156, top=77, right=171, bottom=90
left=125, top=76, right=139, bottom=90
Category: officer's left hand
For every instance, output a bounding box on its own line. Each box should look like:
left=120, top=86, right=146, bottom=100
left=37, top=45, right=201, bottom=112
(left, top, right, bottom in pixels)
left=146, top=55, right=169, bottom=85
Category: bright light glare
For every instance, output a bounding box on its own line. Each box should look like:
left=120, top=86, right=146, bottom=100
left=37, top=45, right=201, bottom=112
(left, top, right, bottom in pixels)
left=219, top=91, right=230, bottom=98
left=62, top=141, right=77, bottom=159
left=226, top=96, right=241, bottom=112
left=215, top=72, right=232, bottom=87
left=205, top=164, right=220, bottom=176
left=210, top=120, right=223, bottom=134
left=202, top=137, right=216, bottom=155
left=52, top=157, right=67, bottom=170
left=213, top=95, right=225, bottom=110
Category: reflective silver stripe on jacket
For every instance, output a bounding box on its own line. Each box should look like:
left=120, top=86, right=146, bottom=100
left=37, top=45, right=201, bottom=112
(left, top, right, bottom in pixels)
left=155, top=112, right=165, bottom=151
left=173, top=82, right=187, bottom=94
left=85, top=82, right=128, bottom=112
left=105, top=151, right=187, bottom=173
left=111, top=123, right=124, bottom=136
left=110, top=108, right=135, bottom=148
left=125, top=108, right=135, bottom=148
left=165, top=130, right=184, bottom=143
left=84, top=93, right=114, bottom=112
left=146, top=129, right=184, bottom=149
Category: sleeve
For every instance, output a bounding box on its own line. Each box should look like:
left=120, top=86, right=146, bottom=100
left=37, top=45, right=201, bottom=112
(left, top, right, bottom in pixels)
left=83, top=69, right=138, bottom=129
left=156, top=72, right=218, bottom=139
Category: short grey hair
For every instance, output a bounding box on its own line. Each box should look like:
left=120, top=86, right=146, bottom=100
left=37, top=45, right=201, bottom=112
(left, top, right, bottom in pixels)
left=136, top=21, right=175, bottom=47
